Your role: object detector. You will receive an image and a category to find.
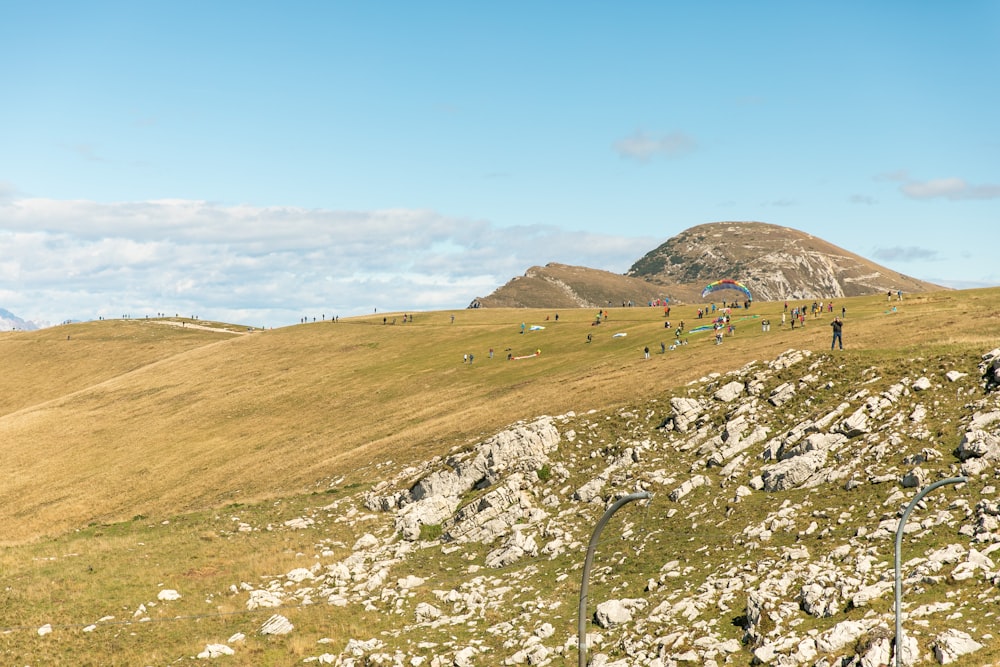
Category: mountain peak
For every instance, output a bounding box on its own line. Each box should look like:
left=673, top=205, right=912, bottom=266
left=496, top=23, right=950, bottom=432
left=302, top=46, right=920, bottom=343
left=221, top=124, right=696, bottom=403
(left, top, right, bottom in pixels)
left=473, top=222, right=944, bottom=308
left=0, top=307, right=43, bottom=331
left=627, top=221, right=942, bottom=302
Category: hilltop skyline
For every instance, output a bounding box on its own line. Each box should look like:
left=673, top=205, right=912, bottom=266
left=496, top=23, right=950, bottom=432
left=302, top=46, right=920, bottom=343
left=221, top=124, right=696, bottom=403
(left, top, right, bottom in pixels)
left=1, top=2, right=997, bottom=327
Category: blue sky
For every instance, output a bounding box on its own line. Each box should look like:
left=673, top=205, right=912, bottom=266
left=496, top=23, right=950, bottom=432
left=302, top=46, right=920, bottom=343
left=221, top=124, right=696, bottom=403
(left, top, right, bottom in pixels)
left=1, top=2, right=997, bottom=327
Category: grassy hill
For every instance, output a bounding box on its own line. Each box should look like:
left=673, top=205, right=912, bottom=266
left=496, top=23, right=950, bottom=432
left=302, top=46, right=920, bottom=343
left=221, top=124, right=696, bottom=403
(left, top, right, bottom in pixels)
left=471, top=263, right=675, bottom=308
left=2, top=289, right=999, bottom=665
left=474, top=223, right=946, bottom=308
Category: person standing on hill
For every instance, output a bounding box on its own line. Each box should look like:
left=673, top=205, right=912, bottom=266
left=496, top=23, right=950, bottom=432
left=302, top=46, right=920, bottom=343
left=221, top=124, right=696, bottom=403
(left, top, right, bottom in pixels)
left=830, top=317, right=844, bottom=350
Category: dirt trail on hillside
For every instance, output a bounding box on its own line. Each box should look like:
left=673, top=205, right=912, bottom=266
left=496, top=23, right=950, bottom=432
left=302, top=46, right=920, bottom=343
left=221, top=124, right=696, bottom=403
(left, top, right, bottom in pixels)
left=152, top=320, right=250, bottom=335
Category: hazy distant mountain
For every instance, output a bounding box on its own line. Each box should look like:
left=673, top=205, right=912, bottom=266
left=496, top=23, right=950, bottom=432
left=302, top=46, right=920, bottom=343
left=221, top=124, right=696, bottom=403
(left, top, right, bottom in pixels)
left=472, top=221, right=945, bottom=307
left=0, top=308, right=43, bottom=331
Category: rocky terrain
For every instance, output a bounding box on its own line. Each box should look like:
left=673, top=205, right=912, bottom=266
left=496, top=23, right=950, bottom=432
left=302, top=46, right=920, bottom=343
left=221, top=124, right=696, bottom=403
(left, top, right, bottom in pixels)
left=473, top=222, right=944, bottom=308
left=628, top=222, right=943, bottom=303
left=109, top=346, right=1000, bottom=666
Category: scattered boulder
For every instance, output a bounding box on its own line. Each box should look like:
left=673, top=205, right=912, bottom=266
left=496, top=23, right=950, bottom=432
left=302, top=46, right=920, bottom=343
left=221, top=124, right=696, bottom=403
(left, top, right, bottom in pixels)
left=761, top=449, right=828, bottom=492
left=594, top=599, right=632, bottom=629
left=197, top=644, right=235, bottom=659
left=260, top=614, right=294, bottom=636
left=713, top=381, right=745, bottom=403
left=933, top=628, right=983, bottom=664
left=669, top=397, right=708, bottom=432
left=768, top=382, right=796, bottom=406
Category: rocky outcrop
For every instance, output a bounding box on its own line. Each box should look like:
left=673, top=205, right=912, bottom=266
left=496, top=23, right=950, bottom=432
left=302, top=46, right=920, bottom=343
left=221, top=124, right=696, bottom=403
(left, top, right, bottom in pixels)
left=73, top=346, right=997, bottom=666
left=364, top=417, right=560, bottom=541
left=982, top=349, right=1000, bottom=392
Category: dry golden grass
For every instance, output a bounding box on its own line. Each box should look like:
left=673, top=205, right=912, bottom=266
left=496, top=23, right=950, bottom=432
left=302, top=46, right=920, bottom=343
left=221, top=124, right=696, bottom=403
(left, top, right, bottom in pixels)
left=1, top=288, right=1000, bottom=665
left=1, top=289, right=999, bottom=547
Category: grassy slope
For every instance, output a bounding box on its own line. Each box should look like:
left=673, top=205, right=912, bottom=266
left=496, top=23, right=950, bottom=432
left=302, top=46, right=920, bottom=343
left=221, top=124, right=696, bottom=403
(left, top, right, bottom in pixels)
left=2, top=291, right=997, bottom=545
left=1, top=289, right=1000, bottom=664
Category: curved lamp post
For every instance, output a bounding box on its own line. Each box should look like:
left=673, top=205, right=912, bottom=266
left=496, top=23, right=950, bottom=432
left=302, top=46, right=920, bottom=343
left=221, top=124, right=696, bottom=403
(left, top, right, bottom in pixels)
left=894, top=476, right=967, bottom=667
left=578, top=491, right=652, bottom=667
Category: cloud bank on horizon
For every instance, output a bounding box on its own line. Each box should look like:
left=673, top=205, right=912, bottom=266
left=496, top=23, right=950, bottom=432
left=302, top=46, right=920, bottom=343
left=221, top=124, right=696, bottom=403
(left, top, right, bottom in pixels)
left=1, top=3, right=997, bottom=326
left=0, top=194, right=994, bottom=328
left=0, top=197, right=658, bottom=326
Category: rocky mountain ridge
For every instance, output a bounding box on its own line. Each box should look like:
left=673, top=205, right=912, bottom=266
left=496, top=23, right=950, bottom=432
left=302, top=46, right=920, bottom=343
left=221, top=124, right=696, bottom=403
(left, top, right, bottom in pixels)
left=0, top=307, right=42, bottom=331
left=104, top=346, right=1000, bottom=666
left=474, top=222, right=944, bottom=308
left=628, top=222, right=943, bottom=303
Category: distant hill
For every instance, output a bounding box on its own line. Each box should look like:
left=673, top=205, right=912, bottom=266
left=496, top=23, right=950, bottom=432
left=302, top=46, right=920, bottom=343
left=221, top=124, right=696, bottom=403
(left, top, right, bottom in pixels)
left=468, top=263, right=672, bottom=309
left=0, top=307, right=42, bottom=331
left=472, top=221, right=945, bottom=307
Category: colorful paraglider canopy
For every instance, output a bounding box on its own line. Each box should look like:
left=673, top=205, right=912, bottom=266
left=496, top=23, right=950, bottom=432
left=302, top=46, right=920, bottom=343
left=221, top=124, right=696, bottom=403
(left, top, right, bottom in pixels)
left=701, top=279, right=752, bottom=302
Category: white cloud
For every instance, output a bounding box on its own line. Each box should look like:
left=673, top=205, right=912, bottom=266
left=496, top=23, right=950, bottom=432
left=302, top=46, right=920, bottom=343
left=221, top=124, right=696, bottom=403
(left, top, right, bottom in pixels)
left=849, top=194, right=877, bottom=205
left=613, top=130, right=698, bottom=162
left=900, top=177, right=1000, bottom=200
left=871, top=246, right=940, bottom=262
left=0, top=198, right=656, bottom=327
left=61, top=143, right=109, bottom=163
left=874, top=169, right=910, bottom=183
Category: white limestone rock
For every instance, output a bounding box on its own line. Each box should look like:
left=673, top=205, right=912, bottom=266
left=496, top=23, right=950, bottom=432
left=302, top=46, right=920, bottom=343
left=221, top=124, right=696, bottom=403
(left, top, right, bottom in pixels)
left=573, top=477, right=606, bottom=503
left=446, top=477, right=534, bottom=542
left=454, top=646, right=479, bottom=667
left=594, top=599, right=632, bottom=629
left=286, top=567, right=315, bottom=583
left=283, top=516, right=314, bottom=529
left=197, top=643, right=235, bottom=659
left=851, top=581, right=893, bottom=608
left=760, top=449, right=828, bottom=492
left=669, top=475, right=707, bottom=501
left=352, top=533, right=379, bottom=550
left=933, top=628, right=983, bottom=664
left=799, top=582, right=840, bottom=618
left=714, top=381, right=745, bottom=403
left=901, top=467, right=927, bottom=488
left=956, top=429, right=1000, bottom=461
left=837, top=408, right=871, bottom=438
left=395, top=494, right=458, bottom=541
left=669, top=397, right=708, bottom=432
left=970, top=410, right=1000, bottom=431
left=485, top=526, right=538, bottom=568
left=768, top=382, right=796, bottom=407
left=859, top=636, right=892, bottom=667
left=398, top=575, right=425, bottom=589
left=247, top=589, right=284, bottom=610
left=260, top=614, right=294, bottom=635
left=814, top=619, right=867, bottom=653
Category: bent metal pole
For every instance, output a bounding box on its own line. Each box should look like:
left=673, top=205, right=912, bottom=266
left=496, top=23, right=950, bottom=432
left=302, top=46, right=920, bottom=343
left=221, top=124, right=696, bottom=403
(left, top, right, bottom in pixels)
left=578, top=491, right=652, bottom=667
left=894, top=476, right=967, bottom=667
